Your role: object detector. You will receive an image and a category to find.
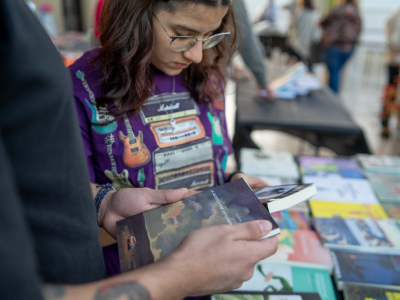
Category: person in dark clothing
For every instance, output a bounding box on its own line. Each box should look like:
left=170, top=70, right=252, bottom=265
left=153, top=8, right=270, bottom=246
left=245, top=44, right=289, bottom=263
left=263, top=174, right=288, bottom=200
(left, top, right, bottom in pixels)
left=0, top=1, right=278, bottom=300
left=320, top=0, right=361, bottom=93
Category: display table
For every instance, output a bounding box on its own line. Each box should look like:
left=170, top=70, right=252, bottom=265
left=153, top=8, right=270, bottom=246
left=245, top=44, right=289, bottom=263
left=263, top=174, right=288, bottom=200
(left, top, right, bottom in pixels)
left=232, top=79, right=371, bottom=167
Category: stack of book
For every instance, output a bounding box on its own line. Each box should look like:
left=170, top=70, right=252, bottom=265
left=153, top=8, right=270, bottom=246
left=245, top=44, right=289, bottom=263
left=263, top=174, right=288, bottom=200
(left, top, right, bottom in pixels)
left=357, top=154, right=400, bottom=218
left=269, top=62, right=322, bottom=99
left=300, top=155, right=400, bottom=298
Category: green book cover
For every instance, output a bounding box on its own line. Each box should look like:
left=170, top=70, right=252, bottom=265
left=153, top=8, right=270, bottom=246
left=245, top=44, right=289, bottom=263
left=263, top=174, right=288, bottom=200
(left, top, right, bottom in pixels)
left=212, top=292, right=322, bottom=300
left=116, top=179, right=280, bottom=271
left=236, top=262, right=336, bottom=300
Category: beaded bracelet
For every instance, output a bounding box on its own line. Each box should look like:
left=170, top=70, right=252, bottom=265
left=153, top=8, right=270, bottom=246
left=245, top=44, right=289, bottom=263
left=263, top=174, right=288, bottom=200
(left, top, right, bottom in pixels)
left=94, top=183, right=115, bottom=220
left=227, top=170, right=241, bottom=182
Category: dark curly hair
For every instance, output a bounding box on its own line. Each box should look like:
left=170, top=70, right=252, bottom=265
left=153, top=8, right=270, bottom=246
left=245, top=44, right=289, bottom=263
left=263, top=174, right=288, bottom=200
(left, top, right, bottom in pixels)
left=93, top=0, right=237, bottom=121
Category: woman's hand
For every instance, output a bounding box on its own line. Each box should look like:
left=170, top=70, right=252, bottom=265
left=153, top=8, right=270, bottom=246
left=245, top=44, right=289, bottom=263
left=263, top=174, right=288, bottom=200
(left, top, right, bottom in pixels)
left=98, top=187, right=189, bottom=238
left=230, top=173, right=270, bottom=189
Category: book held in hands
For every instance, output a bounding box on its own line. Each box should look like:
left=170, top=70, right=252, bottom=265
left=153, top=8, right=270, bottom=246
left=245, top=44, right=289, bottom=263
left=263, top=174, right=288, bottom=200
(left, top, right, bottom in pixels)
left=116, top=179, right=280, bottom=271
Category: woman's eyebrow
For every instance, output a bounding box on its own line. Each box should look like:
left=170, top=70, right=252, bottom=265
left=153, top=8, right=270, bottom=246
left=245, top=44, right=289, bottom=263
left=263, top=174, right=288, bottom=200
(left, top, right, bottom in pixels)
left=173, top=23, right=221, bottom=34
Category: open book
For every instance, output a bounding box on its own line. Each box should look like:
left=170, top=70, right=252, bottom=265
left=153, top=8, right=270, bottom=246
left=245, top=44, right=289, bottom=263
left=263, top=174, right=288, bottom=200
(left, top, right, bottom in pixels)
left=116, top=179, right=279, bottom=271
left=254, top=184, right=316, bottom=213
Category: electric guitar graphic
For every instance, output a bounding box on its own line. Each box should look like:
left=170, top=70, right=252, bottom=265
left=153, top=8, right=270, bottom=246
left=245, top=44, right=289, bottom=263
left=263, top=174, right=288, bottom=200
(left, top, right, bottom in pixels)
left=119, top=115, right=151, bottom=168
left=207, top=112, right=223, bottom=145
left=76, top=70, right=117, bottom=135
left=104, top=134, right=134, bottom=190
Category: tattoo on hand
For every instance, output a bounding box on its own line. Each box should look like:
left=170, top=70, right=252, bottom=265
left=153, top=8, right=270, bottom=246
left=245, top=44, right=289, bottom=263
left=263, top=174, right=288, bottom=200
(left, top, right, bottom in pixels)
left=94, top=281, right=151, bottom=300
left=42, top=285, right=66, bottom=300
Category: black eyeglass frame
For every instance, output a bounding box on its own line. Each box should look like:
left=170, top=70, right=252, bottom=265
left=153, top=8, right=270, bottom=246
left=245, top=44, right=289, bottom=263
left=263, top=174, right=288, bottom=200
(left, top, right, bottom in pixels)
left=153, top=13, right=231, bottom=52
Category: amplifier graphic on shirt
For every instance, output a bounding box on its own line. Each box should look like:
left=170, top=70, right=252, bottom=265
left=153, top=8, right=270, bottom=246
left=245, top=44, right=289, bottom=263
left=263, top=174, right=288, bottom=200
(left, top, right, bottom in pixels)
left=152, top=139, right=213, bottom=174
left=150, top=116, right=205, bottom=148
left=139, top=92, right=199, bottom=125
left=155, top=161, right=214, bottom=190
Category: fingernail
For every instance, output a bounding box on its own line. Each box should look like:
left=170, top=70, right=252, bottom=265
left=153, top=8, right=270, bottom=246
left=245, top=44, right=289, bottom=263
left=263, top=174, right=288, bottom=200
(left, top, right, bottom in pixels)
left=258, top=221, right=272, bottom=234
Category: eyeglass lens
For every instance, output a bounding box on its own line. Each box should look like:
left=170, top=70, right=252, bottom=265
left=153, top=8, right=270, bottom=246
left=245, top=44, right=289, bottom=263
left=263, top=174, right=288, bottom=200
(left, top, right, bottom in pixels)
left=170, top=35, right=227, bottom=52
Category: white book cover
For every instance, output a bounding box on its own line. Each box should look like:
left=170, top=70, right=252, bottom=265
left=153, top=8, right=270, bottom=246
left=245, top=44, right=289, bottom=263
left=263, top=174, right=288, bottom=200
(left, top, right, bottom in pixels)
left=302, top=176, right=379, bottom=204
left=241, top=148, right=300, bottom=179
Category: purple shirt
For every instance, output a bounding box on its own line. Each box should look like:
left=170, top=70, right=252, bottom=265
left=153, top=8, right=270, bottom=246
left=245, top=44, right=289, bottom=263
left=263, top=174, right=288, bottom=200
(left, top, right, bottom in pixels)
left=69, top=49, right=232, bottom=190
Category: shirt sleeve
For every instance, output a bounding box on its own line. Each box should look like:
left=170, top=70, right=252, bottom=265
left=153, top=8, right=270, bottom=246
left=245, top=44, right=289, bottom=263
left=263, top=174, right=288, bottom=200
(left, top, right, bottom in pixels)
left=0, top=133, right=44, bottom=300
left=234, top=0, right=268, bottom=87
left=74, top=96, right=96, bottom=182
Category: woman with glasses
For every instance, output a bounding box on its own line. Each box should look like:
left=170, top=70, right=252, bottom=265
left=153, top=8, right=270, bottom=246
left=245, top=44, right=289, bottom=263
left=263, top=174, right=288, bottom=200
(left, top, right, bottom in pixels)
left=69, top=0, right=268, bottom=277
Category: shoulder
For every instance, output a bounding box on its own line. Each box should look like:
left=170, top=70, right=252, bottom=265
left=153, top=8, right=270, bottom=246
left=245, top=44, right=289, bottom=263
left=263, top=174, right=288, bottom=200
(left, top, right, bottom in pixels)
left=69, top=48, right=103, bottom=101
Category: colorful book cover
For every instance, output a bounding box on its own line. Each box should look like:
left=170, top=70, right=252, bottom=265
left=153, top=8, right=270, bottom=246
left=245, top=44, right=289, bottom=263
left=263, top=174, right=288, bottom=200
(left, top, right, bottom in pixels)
left=309, top=201, right=388, bottom=219
left=331, top=250, right=400, bottom=289
left=116, top=179, right=280, bottom=271
left=370, top=181, right=400, bottom=202
left=236, top=262, right=336, bottom=300
left=212, top=292, right=322, bottom=300
left=272, top=211, right=312, bottom=230
left=382, top=202, right=400, bottom=218
left=313, top=217, right=400, bottom=251
left=263, top=229, right=333, bottom=272
left=299, top=156, right=364, bottom=179
left=357, top=154, right=400, bottom=175
left=343, top=283, right=400, bottom=300
left=302, top=177, right=378, bottom=204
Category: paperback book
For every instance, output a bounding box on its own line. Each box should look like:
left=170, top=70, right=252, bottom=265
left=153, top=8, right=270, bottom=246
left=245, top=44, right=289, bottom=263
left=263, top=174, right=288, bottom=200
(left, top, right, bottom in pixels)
left=309, top=201, right=388, bottom=219
left=369, top=181, right=400, bottom=202
left=263, top=229, right=333, bottom=273
left=116, top=179, right=280, bottom=271
left=299, top=156, right=364, bottom=179
left=271, top=211, right=311, bottom=230
left=313, top=217, right=400, bottom=253
left=343, top=283, right=400, bottom=300
left=382, top=202, right=400, bottom=218
left=357, top=154, right=400, bottom=175
left=236, top=262, right=336, bottom=300
left=302, top=176, right=378, bottom=204
left=254, top=184, right=316, bottom=213
left=330, top=249, right=400, bottom=290
left=240, top=148, right=300, bottom=180
left=212, top=292, right=322, bottom=300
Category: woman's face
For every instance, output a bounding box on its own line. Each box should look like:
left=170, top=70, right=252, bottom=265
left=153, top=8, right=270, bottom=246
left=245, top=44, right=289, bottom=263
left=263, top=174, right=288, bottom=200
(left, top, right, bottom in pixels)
left=151, top=3, right=229, bottom=76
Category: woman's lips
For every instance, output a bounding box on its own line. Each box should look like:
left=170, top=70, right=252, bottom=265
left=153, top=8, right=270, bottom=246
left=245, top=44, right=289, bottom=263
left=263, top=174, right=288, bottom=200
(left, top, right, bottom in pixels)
left=174, top=62, right=190, bottom=69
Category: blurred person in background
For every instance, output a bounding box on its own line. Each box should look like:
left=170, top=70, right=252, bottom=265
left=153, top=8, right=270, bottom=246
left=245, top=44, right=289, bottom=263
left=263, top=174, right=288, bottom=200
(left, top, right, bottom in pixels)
left=258, top=0, right=278, bottom=26
left=320, top=0, right=361, bottom=93
left=286, top=0, right=322, bottom=67
left=381, top=8, right=400, bottom=138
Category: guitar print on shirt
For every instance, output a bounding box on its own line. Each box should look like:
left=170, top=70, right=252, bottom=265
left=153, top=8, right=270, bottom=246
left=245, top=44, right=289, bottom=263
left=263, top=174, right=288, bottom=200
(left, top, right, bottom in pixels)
left=119, top=115, right=151, bottom=168
left=104, top=134, right=134, bottom=190
left=76, top=70, right=117, bottom=134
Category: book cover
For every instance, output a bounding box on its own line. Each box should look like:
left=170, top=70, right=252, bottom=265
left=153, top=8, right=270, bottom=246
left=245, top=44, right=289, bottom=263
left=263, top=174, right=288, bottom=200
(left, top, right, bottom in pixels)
left=255, top=184, right=316, bottom=213
left=240, top=148, right=300, bottom=179
left=271, top=211, right=311, bottom=230
left=382, top=202, right=400, bottom=218
left=212, top=292, right=322, bottom=300
left=302, top=177, right=378, bottom=204
left=236, top=262, right=336, bottom=300
left=116, top=179, right=280, bottom=271
left=299, top=156, right=364, bottom=179
left=370, top=181, right=400, bottom=202
left=309, top=201, right=388, bottom=219
left=357, top=154, right=400, bottom=175
left=263, top=229, right=333, bottom=272
left=343, top=283, right=400, bottom=300
left=313, top=217, right=400, bottom=252
left=330, top=249, right=400, bottom=289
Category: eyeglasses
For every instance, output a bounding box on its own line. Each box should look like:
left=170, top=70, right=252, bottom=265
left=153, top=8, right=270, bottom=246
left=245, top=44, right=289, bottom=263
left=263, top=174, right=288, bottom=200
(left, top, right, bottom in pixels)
left=153, top=13, right=231, bottom=52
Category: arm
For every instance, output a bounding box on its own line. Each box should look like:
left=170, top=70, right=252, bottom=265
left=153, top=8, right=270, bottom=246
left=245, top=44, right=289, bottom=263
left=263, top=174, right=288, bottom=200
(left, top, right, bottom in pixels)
left=42, top=220, right=278, bottom=300
left=234, top=0, right=274, bottom=99
left=90, top=183, right=189, bottom=238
